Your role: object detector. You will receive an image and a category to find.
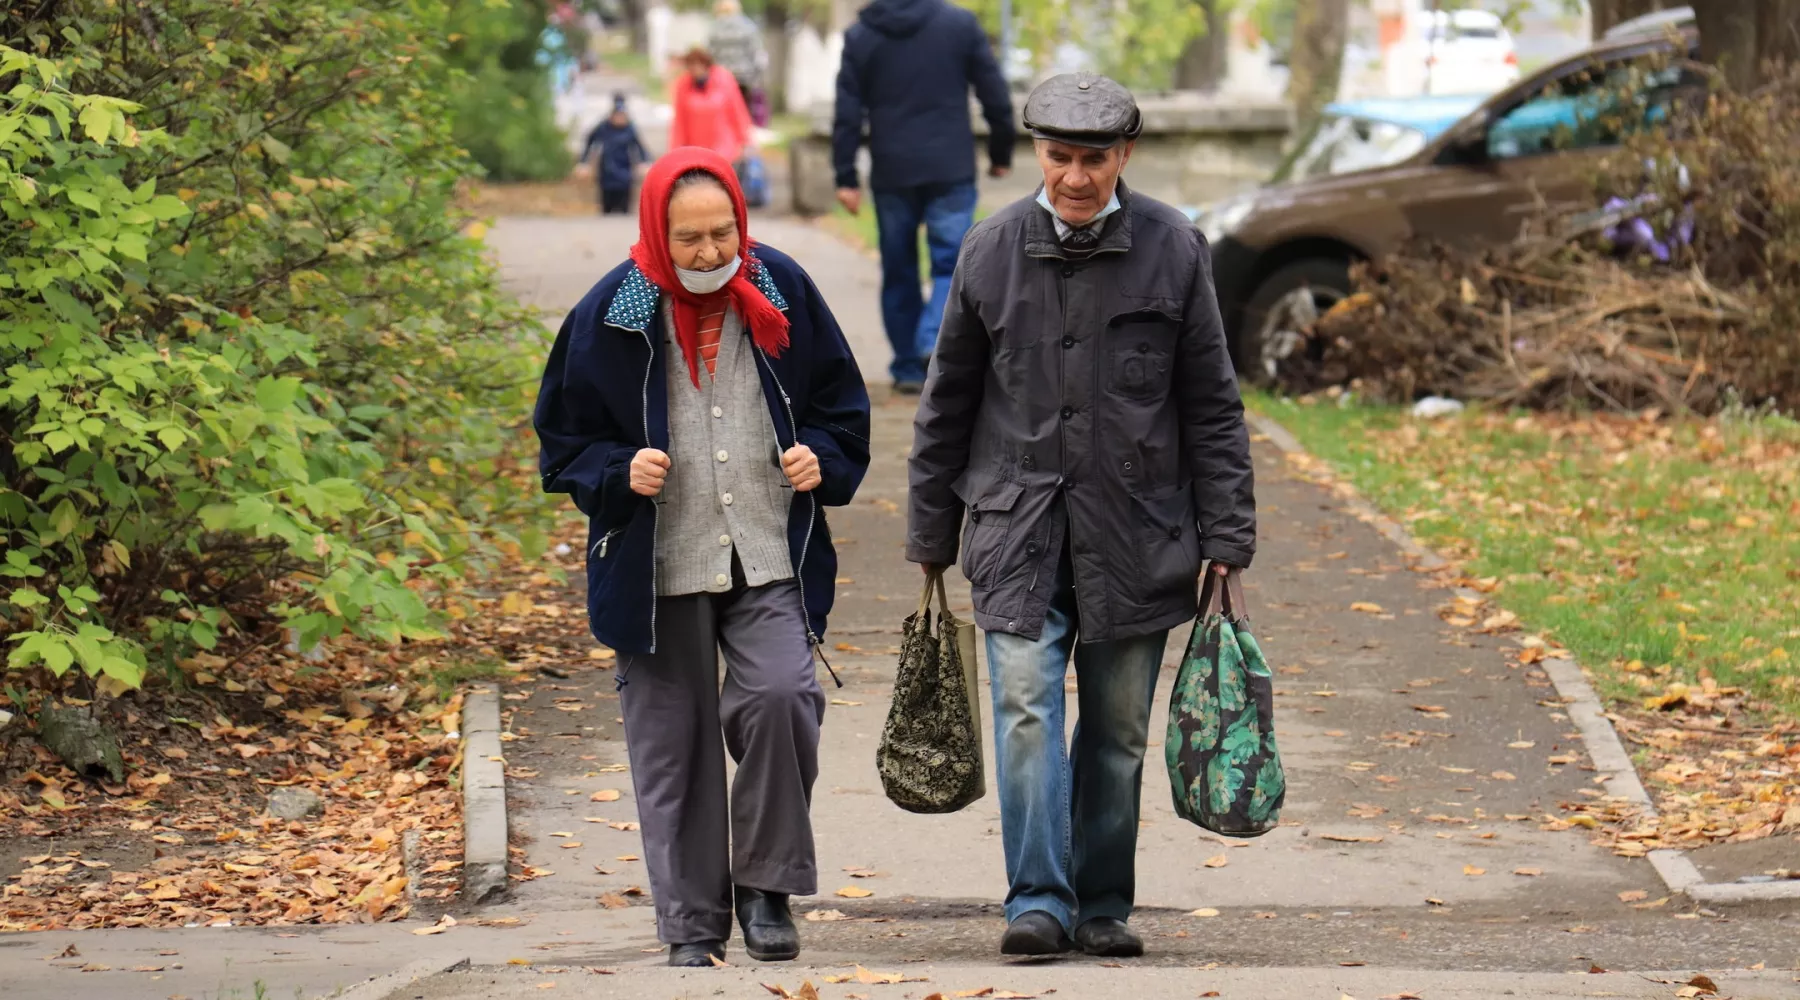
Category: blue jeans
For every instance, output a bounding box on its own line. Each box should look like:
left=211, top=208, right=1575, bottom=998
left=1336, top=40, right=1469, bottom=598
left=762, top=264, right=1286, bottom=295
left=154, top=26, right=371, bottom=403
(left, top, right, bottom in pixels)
left=985, top=554, right=1169, bottom=933
left=871, top=181, right=978, bottom=384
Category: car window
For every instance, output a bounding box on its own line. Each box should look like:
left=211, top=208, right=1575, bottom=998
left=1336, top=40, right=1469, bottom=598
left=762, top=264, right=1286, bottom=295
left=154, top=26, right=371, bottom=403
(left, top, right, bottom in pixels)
left=1274, top=115, right=1430, bottom=183
left=1486, top=56, right=1701, bottom=160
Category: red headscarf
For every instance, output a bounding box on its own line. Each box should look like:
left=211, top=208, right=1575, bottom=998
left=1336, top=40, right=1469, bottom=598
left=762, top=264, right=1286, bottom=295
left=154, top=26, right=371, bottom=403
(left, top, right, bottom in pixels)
left=630, top=147, right=790, bottom=388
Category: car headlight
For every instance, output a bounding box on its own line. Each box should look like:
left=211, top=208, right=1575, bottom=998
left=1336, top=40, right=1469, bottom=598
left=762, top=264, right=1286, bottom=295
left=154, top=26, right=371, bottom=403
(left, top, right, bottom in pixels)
left=1195, top=195, right=1257, bottom=244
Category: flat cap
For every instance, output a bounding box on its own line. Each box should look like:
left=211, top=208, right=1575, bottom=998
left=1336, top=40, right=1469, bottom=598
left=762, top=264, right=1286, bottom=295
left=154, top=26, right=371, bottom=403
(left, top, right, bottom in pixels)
left=1023, top=72, right=1142, bottom=148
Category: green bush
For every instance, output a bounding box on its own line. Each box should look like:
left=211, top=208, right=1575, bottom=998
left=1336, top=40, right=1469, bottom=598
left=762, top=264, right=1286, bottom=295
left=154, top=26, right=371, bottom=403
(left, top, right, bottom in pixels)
left=1, top=2, right=547, bottom=691
left=446, top=0, right=574, bottom=182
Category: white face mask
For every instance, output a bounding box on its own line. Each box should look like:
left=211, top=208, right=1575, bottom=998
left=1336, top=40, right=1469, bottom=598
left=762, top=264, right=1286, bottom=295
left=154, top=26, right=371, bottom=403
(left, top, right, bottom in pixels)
left=1037, top=187, right=1122, bottom=230
left=675, top=254, right=741, bottom=294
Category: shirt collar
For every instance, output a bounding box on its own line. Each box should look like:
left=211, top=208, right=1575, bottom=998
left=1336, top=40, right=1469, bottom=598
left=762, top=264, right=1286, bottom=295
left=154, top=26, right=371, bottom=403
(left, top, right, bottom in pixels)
left=1036, top=188, right=1122, bottom=241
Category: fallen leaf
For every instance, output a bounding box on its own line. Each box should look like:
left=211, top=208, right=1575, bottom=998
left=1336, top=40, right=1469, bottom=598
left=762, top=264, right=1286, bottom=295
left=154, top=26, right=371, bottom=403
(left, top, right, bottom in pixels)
left=616, top=855, right=640, bottom=862
left=1507, top=740, right=1536, bottom=749
left=590, top=789, right=622, bottom=802
left=1379, top=994, right=1423, bottom=1000
left=130, top=966, right=166, bottom=973
left=1412, top=705, right=1446, bottom=714
left=1617, top=890, right=1649, bottom=903
left=549, top=831, right=573, bottom=838
left=852, top=965, right=923, bottom=984
left=763, top=985, right=794, bottom=998
left=559, top=842, right=583, bottom=849
left=1351, top=602, right=1384, bottom=613
left=597, top=894, right=629, bottom=909
left=1513, top=867, right=1543, bottom=877
left=835, top=885, right=874, bottom=898
left=535, top=983, right=556, bottom=991
left=1490, top=770, right=1517, bottom=781
left=798, top=984, right=821, bottom=1000
left=829, top=699, right=864, bottom=707
left=508, top=958, right=533, bottom=966
left=1190, top=907, right=1220, bottom=917
left=804, top=909, right=849, bottom=922
left=1203, top=854, right=1229, bottom=868
left=1687, top=974, right=1719, bottom=994
left=1463, top=865, right=1486, bottom=877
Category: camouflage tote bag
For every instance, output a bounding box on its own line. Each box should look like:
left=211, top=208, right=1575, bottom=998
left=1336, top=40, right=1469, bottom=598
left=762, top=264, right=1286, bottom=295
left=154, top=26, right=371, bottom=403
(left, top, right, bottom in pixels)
left=1167, top=568, right=1287, bottom=837
left=877, top=571, right=984, bottom=813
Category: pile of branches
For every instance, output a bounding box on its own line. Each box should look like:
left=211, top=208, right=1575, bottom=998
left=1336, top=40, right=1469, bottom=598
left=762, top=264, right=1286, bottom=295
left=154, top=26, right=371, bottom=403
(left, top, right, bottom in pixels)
left=1292, top=62, right=1800, bottom=415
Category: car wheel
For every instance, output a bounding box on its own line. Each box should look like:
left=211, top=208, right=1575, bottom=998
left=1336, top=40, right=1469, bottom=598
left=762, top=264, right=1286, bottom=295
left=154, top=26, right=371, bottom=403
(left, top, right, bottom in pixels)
left=1236, top=259, right=1352, bottom=387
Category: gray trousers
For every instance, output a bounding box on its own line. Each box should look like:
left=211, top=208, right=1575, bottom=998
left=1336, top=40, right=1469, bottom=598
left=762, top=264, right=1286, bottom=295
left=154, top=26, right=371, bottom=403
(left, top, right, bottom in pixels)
left=618, top=576, right=826, bottom=944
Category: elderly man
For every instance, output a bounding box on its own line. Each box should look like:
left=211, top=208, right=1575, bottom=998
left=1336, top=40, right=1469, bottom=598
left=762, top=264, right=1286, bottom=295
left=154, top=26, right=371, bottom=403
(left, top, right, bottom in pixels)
left=906, top=73, right=1256, bottom=958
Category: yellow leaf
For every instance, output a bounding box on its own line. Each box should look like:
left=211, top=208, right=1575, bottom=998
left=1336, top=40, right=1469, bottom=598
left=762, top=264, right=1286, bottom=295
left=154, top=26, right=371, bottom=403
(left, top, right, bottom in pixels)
left=1189, top=907, right=1220, bottom=917
left=835, top=885, right=874, bottom=898
left=428, top=457, right=448, bottom=476
left=1350, top=602, right=1384, bottom=613
left=1462, top=865, right=1486, bottom=876
left=1513, top=867, right=1543, bottom=877
left=1203, top=854, right=1229, bottom=868
left=465, top=221, right=489, bottom=241
left=590, top=789, right=621, bottom=802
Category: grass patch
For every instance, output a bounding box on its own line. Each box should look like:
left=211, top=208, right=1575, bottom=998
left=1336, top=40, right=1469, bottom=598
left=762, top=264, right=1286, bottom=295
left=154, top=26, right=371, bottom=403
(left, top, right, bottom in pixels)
left=424, top=655, right=512, bottom=700
left=1249, top=392, right=1800, bottom=717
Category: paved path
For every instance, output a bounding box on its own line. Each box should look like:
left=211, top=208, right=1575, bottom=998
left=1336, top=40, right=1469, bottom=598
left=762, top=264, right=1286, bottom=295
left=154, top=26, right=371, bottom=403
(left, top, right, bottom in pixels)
left=5, top=214, right=1795, bottom=1000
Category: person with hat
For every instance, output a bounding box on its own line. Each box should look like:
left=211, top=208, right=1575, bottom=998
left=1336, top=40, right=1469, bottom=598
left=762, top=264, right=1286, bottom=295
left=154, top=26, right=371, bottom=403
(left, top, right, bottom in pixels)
left=579, top=93, right=651, bottom=215
left=905, top=72, right=1257, bottom=959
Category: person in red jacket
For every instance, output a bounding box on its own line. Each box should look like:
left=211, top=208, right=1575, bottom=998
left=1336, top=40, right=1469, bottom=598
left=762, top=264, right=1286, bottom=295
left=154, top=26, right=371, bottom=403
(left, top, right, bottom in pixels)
left=669, top=47, right=755, bottom=166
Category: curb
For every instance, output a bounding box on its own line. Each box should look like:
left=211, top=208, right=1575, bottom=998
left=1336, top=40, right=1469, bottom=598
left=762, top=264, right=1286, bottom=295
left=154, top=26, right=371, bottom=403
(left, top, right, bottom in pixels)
left=461, top=687, right=511, bottom=904
left=316, top=955, right=471, bottom=1000
left=1247, top=409, right=1800, bottom=906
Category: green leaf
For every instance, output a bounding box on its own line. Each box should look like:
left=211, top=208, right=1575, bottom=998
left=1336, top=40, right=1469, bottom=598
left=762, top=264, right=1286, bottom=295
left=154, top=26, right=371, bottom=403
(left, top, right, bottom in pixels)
left=66, top=187, right=101, bottom=212
left=8, top=588, right=50, bottom=609
left=255, top=375, right=301, bottom=412
left=311, top=478, right=365, bottom=512
left=47, top=499, right=80, bottom=539
left=114, top=232, right=149, bottom=261
left=43, top=430, right=76, bottom=454
left=156, top=426, right=186, bottom=451
left=259, top=134, right=293, bottom=163
left=189, top=619, right=218, bottom=650
left=78, top=101, right=113, bottom=145
left=145, top=194, right=189, bottom=221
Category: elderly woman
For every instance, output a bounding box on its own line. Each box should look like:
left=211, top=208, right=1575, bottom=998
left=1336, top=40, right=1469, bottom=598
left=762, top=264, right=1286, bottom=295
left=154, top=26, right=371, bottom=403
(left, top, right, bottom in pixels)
left=535, top=148, right=871, bottom=967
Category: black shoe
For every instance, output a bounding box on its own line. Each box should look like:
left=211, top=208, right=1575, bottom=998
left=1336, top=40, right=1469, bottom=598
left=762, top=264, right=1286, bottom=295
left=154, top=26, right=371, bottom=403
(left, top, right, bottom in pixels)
left=893, top=380, right=924, bottom=396
left=999, top=910, right=1073, bottom=956
left=735, top=886, right=801, bottom=962
left=1074, top=916, right=1144, bottom=958
left=668, top=940, right=725, bottom=967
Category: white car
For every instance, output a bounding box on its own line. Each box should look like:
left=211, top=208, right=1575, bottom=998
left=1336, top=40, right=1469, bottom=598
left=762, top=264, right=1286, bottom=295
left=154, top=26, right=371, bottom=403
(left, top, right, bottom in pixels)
left=1392, top=8, right=1521, bottom=97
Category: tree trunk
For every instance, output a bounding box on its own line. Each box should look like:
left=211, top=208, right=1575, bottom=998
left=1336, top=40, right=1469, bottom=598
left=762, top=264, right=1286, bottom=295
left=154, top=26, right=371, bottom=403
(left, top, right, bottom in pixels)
left=1174, top=0, right=1229, bottom=91
left=1286, top=0, right=1348, bottom=124
left=1756, top=0, right=1800, bottom=72
left=1590, top=0, right=1668, bottom=37
left=764, top=0, right=792, bottom=114
left=618, top=0, right=650, bottom=54
left=1696, top=0, right=1763, bottom=90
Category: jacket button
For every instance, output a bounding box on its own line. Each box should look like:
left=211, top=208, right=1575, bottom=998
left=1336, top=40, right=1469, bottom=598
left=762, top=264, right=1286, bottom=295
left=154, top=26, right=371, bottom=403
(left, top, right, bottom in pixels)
left=1061, top=265, right=1075, bottom=277
left=1123, top=461, right=1133, bottom=471
left=1026, top=541, right=1040, bottom=556
left=971, top=510, right=981, bottom=523
left=1060, top=405, right=1074, bottom=420
left=716, top=449, right=729, bottom=462
left=1168, top=525, right=1181, bottom=540
left=722, top=493, right=734, bottom=506
left=1062, top=336, right=1074, bottom=349
left=1021, top=455, right=1036, bottom=470
left=1139, top=342, right=1151, bottom=353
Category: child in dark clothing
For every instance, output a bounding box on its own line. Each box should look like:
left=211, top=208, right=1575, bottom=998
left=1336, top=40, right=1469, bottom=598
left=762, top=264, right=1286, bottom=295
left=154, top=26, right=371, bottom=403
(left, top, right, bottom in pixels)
left=581, top=94, right=650, bottom=215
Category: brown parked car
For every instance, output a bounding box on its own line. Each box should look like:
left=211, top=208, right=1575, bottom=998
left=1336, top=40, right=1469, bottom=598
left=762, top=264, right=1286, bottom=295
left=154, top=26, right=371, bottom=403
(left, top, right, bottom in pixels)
left=1198, top=8, right=1704, bottom=383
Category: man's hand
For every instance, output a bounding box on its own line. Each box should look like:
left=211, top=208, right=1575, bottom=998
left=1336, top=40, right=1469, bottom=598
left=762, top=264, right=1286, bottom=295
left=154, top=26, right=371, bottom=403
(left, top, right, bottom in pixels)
left=835, top=187, right=861, bottom=216
left=630, top=449, right=671, bottom=497
left=1210, top=561, right=1238, bottom=576
left=920, top=563, right=946, bottom=576
left=989, top=164, right=1011, bottom=179
left=782, top=445, right=822, bottom=492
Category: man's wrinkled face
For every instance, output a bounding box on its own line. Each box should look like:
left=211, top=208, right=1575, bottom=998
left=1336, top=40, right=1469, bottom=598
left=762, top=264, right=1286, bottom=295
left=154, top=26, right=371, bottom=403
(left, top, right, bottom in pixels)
left=1036, top=139, right=1134, bottom=226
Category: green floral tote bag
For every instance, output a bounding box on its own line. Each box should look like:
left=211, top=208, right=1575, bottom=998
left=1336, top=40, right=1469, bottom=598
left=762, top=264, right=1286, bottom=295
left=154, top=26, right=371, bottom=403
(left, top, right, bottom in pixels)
left=1166, top=568, right=1287, bottom=837
left=877, top=571, right=984, bottom=814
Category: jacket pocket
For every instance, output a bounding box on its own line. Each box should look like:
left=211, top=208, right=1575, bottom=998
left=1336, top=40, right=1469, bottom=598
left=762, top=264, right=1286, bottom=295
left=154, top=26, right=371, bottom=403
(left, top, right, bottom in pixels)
left=954, top=477, right=1024, bottom=590
left=1107, top=311, right=1177, bottom=402
left=1130, top=482, right=1200, bottom=602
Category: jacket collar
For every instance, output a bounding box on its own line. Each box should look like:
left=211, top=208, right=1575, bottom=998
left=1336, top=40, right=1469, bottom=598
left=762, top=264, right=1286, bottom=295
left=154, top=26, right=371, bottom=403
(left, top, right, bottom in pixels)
left=1024, top=180, right=1136, bottom=261
left=602, top=252, right=790, bottom=334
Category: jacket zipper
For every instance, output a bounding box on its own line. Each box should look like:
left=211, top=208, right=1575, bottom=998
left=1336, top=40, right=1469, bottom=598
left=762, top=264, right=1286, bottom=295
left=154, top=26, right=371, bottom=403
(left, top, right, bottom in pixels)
left=755, top=348, right=841, bottom=688
left=590, top=528, right=623, bottom=560
left=639, top=327, right=659, bottom=655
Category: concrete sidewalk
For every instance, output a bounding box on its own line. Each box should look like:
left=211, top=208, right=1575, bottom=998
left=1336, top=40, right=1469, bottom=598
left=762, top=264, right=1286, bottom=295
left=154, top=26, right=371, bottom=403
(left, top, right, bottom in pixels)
left=5, top=214, right=1794, bottom=1000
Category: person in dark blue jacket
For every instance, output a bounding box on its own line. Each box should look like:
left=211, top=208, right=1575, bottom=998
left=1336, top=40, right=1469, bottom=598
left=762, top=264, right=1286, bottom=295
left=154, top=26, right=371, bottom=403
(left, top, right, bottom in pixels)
left=535, top=148, right=871, bottom=969
left=580, top=94, right=650, bottom=214
left=831, top=0, right=1014, bottom=393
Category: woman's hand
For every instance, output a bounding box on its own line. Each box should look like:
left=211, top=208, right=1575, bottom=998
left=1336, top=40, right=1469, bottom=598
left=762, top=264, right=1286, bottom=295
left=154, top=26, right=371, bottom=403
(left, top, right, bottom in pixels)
left=781, top=445, right=821, bottom=492
left=630, top=449, right=671, bottom=496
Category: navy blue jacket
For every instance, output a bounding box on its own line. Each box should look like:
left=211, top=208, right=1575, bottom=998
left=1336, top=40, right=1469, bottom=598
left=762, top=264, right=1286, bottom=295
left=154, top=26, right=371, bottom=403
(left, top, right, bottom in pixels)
left=581, top=119, right=649, bottom=192
left=534, top=246, right=872, bottom=655
left=832, top=0, right=1014, bottom=191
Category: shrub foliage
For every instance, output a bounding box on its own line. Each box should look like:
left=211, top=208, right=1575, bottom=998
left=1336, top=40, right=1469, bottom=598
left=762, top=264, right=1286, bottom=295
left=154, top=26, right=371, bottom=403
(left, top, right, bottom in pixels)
left=2, top=2, right=547, bottom=691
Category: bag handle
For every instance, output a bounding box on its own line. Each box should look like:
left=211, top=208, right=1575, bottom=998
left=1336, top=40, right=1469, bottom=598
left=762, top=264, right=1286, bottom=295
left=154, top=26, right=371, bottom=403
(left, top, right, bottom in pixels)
left=1199, top=565, right=1249, bottom=622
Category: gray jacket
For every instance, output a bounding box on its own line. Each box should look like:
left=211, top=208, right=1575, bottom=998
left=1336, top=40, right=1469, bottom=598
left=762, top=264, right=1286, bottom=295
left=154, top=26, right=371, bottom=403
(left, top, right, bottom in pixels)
left=906, top=182, right=1256, bottom=642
